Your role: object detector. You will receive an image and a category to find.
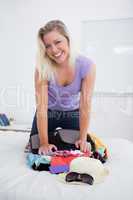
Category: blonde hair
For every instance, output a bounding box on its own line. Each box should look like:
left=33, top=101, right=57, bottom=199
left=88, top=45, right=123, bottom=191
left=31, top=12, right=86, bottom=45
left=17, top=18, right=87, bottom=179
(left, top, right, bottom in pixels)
left=36, top=20, right=76, bottom=81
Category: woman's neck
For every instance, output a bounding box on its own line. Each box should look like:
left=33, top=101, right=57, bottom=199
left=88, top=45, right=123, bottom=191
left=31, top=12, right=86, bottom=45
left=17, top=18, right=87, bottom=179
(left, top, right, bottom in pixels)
left=58, top=59, right=70, bottom=69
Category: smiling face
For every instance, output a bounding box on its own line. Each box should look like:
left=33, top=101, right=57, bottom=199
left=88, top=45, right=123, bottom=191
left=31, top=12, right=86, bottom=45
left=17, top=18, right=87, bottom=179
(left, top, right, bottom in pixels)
left=42, top=30, right=70, bottom=66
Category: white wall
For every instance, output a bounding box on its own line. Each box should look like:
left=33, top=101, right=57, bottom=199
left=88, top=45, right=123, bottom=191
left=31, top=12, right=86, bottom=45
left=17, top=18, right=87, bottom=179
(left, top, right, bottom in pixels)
left=0, top=0, right=133, bottom=140
left=82, top=18, right=133, bottom=93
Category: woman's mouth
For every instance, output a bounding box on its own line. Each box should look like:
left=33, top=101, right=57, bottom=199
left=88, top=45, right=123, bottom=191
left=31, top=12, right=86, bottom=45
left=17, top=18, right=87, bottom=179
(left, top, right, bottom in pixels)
left=53, top=51, right=63, bottom=59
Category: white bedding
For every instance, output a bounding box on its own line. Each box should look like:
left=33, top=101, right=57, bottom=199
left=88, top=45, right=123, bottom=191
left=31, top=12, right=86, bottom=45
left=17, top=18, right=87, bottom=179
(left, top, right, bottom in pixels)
left=0, top=132, right=133, bottom=200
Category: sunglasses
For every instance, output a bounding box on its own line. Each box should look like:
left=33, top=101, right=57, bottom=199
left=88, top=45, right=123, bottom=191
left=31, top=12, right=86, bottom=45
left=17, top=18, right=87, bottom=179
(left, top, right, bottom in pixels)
left=65, top=172, right=94, bottom=185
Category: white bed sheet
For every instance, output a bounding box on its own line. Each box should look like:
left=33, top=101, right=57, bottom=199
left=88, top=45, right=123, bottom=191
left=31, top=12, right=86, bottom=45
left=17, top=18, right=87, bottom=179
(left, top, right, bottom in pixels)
left=0, top=132, right=133, bottom=200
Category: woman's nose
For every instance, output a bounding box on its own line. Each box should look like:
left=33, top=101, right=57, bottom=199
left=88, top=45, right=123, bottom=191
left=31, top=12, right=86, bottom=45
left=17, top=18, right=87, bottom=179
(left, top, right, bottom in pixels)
left=51, top=45, right=58, bottom=53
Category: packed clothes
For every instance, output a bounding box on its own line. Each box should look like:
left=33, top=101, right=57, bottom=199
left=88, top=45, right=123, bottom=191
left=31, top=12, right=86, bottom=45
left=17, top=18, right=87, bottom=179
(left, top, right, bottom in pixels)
left=27, top=150, right=90, bottom=172
left=26, top=131, right=109, bottom=185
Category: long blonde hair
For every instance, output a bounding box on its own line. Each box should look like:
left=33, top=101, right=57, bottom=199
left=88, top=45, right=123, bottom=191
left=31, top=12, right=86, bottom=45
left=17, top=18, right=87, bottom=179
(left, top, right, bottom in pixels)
left=36, top=20, right=76, bottom=81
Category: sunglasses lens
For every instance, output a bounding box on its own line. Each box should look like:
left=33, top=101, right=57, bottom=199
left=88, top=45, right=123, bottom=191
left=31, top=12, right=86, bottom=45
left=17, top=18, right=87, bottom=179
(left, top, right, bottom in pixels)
left=66, top=172, right=94, bottom=185
left=82, top=174, right=94, bottom=185
left=65, top=172, right=79, bottom=182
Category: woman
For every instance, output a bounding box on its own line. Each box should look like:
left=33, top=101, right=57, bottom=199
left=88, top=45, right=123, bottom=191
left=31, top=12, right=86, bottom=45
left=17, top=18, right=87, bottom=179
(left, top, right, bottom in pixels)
left=29, top=20, right=96, bottom=155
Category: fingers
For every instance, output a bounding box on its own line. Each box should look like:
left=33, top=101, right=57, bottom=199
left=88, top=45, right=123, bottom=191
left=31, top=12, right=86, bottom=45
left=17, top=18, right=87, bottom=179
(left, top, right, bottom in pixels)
left=38, top=146, right=48, bottom=155
left=82, top=142, right=90, bottom=153
left=80, top=143, right=89, bottom=153
left=75, top=140, right=90, bottom=153
left=75, top=141, right=79, bottom=148
left=51, top=145, right=57, bottom=152
left=38, top=144, right=57, bottom=155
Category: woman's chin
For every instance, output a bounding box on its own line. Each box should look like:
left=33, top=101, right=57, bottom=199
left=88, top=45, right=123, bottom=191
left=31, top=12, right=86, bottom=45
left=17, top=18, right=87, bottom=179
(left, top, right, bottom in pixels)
left=54, top=58, right=67, bottom=65
left=55, top=55, right=69, bottom=65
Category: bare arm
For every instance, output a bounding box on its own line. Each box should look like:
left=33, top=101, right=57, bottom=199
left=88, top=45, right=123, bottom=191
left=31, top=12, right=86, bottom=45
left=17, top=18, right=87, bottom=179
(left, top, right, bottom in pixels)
left=35, top=68, right=48, bottom=145
left=80, top=64, right=96, bottom=139
left=35, top=69, right=57, bottom=154
left=76, top=64, right=96, bottom=152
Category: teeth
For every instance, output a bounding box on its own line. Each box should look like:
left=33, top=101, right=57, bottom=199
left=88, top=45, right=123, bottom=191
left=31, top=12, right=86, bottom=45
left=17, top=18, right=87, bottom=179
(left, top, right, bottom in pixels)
left=54, top=52, right=62, bottom=57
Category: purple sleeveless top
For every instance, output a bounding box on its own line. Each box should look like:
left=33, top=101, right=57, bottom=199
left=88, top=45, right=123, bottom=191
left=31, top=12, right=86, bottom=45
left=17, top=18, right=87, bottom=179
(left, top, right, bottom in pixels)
left=48, top=55, right=94, bottom=111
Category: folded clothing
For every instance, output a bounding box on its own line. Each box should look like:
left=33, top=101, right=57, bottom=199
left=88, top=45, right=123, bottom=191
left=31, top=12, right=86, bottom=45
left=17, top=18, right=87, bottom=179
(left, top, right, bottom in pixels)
left=26, top=151, right=91, bottom=173
left=49, top=155, right=78, bottom=174
left=27, top=153, right=51, bottom=169
left=49, top=151, right=90, bottom=174
left=89, top=132, right=108, bottom=163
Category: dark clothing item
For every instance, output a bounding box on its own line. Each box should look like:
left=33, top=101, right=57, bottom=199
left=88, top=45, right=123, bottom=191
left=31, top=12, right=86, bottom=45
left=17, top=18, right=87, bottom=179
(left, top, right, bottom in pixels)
left=30, top=109, right=80, bottom=153
left=32, top=163, right=50, bottom=171
left=91, top=151, right=107, bottom=163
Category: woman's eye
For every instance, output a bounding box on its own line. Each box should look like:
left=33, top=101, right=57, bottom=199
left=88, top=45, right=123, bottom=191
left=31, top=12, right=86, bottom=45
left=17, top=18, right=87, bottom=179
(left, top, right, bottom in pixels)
left=55, top=41, right=61, bottom=45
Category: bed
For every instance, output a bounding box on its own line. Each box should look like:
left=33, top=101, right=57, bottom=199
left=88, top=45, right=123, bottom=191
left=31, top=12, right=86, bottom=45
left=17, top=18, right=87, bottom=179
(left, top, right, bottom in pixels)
left=0, top=131, right=133, bottom=200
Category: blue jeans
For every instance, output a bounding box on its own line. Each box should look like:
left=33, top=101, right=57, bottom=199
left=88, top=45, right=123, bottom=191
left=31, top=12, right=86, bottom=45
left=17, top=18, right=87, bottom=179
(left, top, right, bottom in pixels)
left=30, top=109, right=80, bottom=137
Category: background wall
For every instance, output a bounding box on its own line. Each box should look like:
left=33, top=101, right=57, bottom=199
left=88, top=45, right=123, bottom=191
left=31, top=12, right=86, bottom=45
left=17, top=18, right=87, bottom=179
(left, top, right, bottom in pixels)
left=82, top=18, right=133, bottom=93
left=0, top=0, right=133, bottom=140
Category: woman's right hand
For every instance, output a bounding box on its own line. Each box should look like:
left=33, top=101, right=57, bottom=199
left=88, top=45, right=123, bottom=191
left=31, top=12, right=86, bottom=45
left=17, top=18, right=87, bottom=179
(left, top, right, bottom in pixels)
left=38, top=143, right=57, bottom=155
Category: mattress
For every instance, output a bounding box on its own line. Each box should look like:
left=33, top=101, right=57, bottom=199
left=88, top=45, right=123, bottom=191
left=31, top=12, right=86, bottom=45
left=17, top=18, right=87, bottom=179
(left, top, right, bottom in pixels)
left=0, top=131, right=133, bottom=200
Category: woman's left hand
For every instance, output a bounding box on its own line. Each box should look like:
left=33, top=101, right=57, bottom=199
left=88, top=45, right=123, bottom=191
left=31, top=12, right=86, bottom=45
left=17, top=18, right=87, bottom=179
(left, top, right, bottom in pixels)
left=75, top=139, right=90, bottom=153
